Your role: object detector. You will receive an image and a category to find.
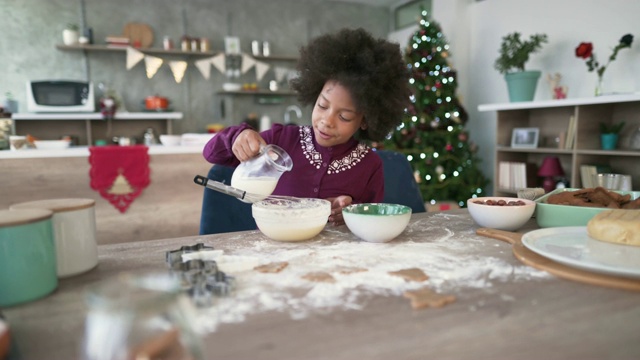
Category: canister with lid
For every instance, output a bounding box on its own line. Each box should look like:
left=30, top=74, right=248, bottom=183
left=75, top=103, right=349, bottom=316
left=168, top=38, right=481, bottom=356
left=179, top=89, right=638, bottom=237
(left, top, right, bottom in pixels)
left=10, top=198, right=98, bottom=277
left=0, top=209, right=58, bottom=307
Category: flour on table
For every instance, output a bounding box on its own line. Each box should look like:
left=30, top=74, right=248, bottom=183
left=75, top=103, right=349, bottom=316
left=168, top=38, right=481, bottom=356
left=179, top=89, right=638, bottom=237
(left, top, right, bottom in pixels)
left=193, top=212, right=550, bottom=333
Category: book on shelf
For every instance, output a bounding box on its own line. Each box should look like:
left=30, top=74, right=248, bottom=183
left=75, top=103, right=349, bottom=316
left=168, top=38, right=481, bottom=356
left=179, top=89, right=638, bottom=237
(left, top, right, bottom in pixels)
left=565, top=115, right=576, bottom=150
left=105, top=36, right=130, bottom=43
left=580, top=164, right=613, bottom=188
left=498, top=161, right=538, bottom=190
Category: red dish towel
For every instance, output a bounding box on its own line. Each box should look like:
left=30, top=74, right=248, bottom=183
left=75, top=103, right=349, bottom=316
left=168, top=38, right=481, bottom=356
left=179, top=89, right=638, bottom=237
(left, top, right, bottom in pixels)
left=89, top=145, right=150, bottom=213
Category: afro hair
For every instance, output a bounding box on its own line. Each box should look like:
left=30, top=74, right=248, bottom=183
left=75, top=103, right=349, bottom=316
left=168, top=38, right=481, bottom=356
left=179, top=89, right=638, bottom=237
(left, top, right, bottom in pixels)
left=290, top=28, right=411, bottom=142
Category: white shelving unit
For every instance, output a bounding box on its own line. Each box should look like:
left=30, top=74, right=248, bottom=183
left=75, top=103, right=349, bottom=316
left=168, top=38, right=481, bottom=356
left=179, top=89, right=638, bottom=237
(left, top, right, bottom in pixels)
left=479, top=94, right=640, bottom=195
left=11, top=112, right=183, bottom=146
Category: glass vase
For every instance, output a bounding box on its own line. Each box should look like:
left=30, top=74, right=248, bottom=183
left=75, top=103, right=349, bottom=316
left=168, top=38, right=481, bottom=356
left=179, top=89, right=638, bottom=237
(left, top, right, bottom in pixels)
left=595, top=75, right=604, bottom=96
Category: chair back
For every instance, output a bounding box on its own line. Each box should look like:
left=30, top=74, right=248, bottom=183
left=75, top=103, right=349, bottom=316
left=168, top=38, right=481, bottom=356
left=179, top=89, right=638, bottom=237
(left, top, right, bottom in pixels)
left=199, top=165, right=256, bottom=235
left=376, top=150, right=426, bottom=213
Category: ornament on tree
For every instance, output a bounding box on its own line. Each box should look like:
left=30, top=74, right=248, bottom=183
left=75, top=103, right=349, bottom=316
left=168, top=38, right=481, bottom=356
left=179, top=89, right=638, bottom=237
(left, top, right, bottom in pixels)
left=445, top=143, right=453, bottom=151
left=414, top=170, right=421, bottom=184
left=458, top=132, right=468, bottom=142
left=430, top=120, right=439, bottom=128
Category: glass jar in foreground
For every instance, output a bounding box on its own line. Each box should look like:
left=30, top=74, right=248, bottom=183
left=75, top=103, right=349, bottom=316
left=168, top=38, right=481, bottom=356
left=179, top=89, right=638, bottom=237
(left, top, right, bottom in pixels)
left=80, top=271, right=204, bottom=360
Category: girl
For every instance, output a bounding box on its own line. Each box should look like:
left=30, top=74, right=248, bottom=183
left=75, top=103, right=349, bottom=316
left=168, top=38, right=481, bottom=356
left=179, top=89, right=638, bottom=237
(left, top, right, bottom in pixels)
left=203, top=27, right=411, bottom=225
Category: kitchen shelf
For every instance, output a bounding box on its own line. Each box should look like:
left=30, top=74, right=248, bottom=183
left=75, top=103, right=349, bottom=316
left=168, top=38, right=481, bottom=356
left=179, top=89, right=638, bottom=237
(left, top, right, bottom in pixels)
left=479, top=94, right=640, bottom=195
left=56, top=44, right=299, bottom=61
left=11, top=112, right=183, bottom=146
left=216, top=90, right=296, bottom=96
left=12, top=112, right=183, bottom=120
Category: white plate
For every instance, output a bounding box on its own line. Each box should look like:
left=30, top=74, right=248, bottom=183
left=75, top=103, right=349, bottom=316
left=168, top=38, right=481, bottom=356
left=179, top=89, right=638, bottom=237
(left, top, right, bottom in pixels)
left=522, top=227, right=640, bottom=279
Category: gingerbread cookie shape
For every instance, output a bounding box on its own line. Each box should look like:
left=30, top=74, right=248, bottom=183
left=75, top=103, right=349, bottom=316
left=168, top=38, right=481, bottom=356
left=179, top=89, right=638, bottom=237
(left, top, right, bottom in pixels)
left=334, top=266, right=368, bottom=275
left=254, top=261, right=289, bottom=273
left=388, top=268, right=429, bottom=282
left=301, top=271, right=336, bottom=283
left=403, top=287, right=456, bottom=309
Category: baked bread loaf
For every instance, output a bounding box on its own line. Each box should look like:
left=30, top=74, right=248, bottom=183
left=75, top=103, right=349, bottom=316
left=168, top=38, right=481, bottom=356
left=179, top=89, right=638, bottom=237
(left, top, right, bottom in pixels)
left=587, top=209, right=640, bottom=246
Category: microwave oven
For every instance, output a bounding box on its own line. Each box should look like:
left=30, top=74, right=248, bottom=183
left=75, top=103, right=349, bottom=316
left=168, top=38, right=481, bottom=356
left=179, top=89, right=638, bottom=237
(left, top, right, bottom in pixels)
left=26, top=80, right=95, bottom=113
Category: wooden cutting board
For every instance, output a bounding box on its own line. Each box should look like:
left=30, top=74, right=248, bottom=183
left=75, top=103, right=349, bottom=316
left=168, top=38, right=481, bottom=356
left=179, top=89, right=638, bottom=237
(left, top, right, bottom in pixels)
left=123, top=22, right=154, bottom=48
left=476, top=228, right=640, bottom=292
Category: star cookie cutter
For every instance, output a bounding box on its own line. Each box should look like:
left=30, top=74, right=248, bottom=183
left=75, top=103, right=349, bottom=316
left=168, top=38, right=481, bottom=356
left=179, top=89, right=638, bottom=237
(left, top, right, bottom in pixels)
left=165, top=243, right=235, bottom=307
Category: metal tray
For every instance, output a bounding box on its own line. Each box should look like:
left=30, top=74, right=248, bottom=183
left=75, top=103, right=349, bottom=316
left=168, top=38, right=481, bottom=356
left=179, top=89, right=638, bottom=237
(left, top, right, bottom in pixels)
left=534, top=188, right=640, bottom=228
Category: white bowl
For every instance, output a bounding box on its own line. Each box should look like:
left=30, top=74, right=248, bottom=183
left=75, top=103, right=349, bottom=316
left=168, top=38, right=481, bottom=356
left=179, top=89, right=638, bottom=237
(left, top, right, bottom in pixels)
left=222, top=83, right=242, bottom=92
left=467, top=197, right=536, bottom=231
left=159, top=135, right=182, bottom=146
left=34, top=140, right=71, bottom=149
left=252, top=198, right=331, bottom=242
left=342, top=203, right=412, bottom=243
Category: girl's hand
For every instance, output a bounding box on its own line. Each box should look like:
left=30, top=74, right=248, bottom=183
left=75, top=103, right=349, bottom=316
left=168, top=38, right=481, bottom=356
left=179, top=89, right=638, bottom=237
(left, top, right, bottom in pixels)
left=326, top=195, right=353, bottom=226
left=232, top=129, right=266, bottom=162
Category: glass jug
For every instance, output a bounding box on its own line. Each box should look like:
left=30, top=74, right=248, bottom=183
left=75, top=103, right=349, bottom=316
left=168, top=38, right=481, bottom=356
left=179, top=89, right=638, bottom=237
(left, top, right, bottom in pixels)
left=231, top=144, right=293, bottom=201
left=80, top=271, right=205, bottom=360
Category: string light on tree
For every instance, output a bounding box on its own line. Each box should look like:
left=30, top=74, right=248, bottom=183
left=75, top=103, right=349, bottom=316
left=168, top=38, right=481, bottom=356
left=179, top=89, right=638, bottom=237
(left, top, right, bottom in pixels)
left=378, top=8, right=488, bottom=207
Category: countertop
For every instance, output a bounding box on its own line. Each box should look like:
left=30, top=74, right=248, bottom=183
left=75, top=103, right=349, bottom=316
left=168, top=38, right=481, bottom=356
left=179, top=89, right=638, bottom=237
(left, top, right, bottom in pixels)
left=0, top=145, right=203, bottom=159
left=3, top=210, right=640, bottom=360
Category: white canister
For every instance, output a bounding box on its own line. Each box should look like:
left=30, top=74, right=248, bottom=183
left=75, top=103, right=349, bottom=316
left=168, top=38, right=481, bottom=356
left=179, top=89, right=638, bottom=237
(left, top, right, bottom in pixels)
left=259, top=115, right=271, bottom=132
left=10, top=198, right=98, bottom=278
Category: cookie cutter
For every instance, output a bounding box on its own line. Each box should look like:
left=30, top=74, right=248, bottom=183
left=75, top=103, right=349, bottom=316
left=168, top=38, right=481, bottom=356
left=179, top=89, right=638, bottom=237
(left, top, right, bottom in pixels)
left=165, top=243, right=235, bottom=307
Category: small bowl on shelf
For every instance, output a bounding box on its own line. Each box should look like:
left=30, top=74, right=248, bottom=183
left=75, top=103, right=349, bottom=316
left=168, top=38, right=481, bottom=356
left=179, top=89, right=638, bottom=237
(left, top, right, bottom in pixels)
left=222, top=83, right=242, bottom=92
left=159, top=135, right=182, bottom=146
left=467, top=197, right=536, bottom=231
left=33, top=140, right=71, bottom=150
left=342, top=203, right=412, bottom=243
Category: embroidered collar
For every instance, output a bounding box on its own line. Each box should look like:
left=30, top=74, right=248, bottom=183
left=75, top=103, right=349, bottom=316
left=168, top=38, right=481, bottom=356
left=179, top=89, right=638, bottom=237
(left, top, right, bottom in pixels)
left=299, top=126, right=370, bottom=174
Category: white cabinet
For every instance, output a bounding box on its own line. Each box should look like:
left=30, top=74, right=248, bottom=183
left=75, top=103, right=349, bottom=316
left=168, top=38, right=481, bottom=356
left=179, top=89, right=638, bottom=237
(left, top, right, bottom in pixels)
left=479, top=94, right=640, bottom=195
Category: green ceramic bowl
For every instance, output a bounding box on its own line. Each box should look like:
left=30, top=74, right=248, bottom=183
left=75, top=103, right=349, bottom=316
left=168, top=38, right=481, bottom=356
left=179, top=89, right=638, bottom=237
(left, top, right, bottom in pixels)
left=534, top=188, right=640, bottom=228
left=342, top=203, right=412, bottom=243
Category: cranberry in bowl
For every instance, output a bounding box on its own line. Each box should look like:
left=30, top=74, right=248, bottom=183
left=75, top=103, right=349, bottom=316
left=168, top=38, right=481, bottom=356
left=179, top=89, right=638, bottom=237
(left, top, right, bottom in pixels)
left=467, top=197, right=536, bottom=231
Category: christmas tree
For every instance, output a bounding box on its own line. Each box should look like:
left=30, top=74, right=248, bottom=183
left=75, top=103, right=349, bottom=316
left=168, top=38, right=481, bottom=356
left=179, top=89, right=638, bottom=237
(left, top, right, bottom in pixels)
left=379, top=9, right=488, bottom=207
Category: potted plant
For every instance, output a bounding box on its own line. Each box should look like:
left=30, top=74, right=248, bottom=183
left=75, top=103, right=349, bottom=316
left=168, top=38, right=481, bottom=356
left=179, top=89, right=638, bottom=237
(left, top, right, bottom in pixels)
left=494, top=32, right=548, bottom=102
left=599, top=121, right=625, bottom=150
left=62, top=23, right=80, bottom=45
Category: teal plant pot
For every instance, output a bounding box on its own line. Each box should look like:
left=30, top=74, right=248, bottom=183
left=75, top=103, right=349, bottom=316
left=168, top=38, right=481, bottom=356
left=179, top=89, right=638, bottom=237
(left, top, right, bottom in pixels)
left=600, top=133, right=618, bottom=150
left=505, top=70, right=541, bottom=102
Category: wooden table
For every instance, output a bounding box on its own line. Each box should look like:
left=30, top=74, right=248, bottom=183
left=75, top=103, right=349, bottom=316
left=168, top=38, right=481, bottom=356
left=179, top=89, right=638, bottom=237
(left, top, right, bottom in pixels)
left=4, top=210, right=640, bottom=360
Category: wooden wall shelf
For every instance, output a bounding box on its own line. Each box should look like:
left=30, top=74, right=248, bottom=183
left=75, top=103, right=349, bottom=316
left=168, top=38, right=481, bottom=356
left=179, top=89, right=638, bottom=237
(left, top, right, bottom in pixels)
left=56, top=44, right=298, bottom=61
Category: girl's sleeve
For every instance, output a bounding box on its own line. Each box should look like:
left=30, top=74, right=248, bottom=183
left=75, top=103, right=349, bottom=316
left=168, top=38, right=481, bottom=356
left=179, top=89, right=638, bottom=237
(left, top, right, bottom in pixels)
left=202, top=123, right=253, bottom=166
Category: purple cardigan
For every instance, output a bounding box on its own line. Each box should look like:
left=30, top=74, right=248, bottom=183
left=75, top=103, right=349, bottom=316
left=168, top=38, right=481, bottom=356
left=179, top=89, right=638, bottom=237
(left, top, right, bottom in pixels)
left=203, top=123, right=384, bottom=203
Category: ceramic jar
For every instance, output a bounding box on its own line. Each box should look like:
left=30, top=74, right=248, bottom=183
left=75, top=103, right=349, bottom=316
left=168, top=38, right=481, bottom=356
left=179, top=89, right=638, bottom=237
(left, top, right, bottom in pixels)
left=11, top=198, right=98, bottom=277
left=0, top=209, right=57, bottom=307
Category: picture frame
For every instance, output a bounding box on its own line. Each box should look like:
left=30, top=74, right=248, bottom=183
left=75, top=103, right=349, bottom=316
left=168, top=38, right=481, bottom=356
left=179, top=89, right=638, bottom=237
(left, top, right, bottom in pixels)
left=511, top=127, right=539, bottom=149
left=224, top=36, right=241, bottom=55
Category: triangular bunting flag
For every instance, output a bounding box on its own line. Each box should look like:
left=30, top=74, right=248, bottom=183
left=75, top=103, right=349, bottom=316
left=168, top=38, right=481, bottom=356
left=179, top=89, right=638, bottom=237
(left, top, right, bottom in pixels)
left=241, top=53, right=257, bottom=74
left=169, top=61, right=188, bottom=83
left=274, top=66, right=289, bottom=83
left=195, top=58, right=212, bottom=79
left=126, top=47, right=145, bottom=70
left=255, top=61, right=270, bottom=82
left=144, top=55, right=163, bottom=79
left=210, top=53, right=226, bottom=74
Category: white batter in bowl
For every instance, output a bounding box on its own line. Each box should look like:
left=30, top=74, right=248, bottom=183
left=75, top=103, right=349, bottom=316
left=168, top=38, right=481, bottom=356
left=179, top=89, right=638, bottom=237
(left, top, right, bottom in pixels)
left=252, top=198, right=331, bottom=241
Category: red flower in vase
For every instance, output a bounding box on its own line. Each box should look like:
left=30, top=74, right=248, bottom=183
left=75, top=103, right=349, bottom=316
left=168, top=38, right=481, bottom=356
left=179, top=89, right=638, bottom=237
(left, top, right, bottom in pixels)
left=575, top=42, right=593, bottom=59
left=575, top=34, right=633, bottom=78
